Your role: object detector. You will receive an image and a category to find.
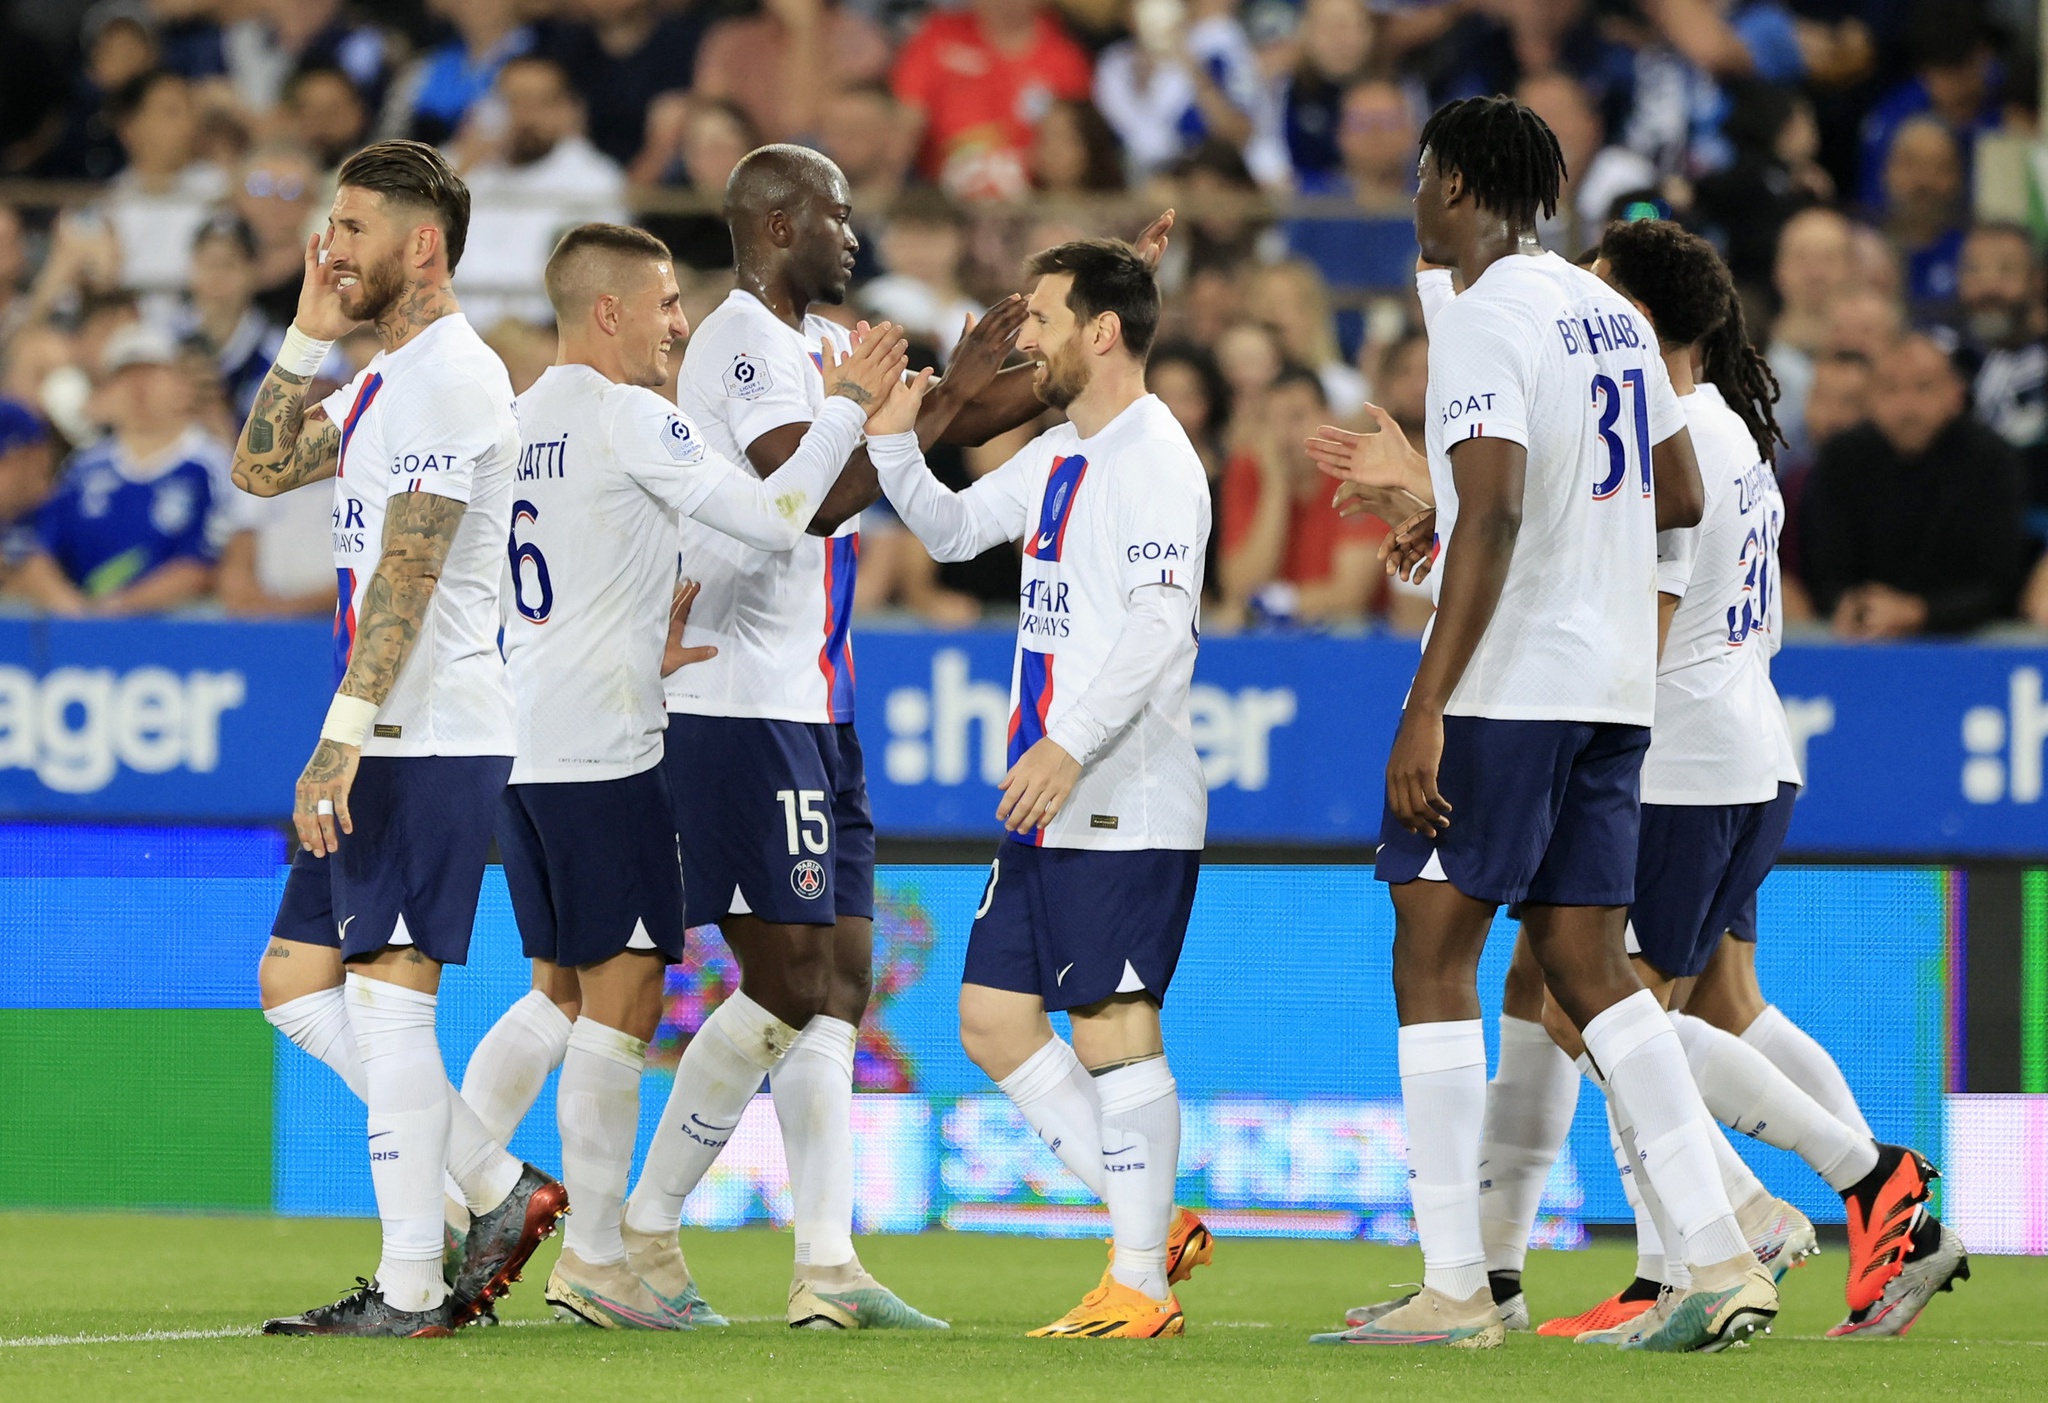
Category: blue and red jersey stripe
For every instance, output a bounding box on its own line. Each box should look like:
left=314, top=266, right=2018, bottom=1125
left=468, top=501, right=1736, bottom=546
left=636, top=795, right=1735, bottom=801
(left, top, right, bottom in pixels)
left=1005, top=648, right=1056, bottom=845
left=336, top=373, right=384, bottom=477
left=817, top=533, right=859, bottom=723
left=331, top=568, right=357, bottom=687
left=1024, top=455, right=1088, bottom=562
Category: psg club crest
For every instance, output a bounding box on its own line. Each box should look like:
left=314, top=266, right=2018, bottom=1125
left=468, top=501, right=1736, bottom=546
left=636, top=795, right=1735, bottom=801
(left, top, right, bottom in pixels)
left=790, top=858, right=826, bottom=899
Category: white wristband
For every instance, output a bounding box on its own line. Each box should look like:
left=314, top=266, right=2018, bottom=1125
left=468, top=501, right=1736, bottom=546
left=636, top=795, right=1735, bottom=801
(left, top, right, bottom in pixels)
left=319, top=694, right=378, bottom=748
left=277, top=324, right=334, bottom=379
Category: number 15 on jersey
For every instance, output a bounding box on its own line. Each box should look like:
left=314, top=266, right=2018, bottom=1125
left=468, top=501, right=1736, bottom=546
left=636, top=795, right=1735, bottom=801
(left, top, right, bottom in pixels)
left=1591, top=370, right=1653, bottom=501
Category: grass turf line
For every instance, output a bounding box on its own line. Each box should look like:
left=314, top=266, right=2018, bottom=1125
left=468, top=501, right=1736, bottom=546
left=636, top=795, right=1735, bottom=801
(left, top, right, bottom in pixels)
left=0, top=1214, right=2038, bottom=1401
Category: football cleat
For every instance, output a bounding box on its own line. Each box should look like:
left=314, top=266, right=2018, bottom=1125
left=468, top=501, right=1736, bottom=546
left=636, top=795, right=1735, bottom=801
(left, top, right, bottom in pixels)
left=1311, top=1284, right=1504, bottom=1347
left=1841, top=1144, right=1938, bottom=1312
left=545, top=1248, right=672, bottom=1330
left=1496, top=1291, right=1530, bottom=1332
left=1029, top=1274, right=1184, bottom=1339
left=448, top=1163, right=568, bottom=1326
left=788, top=1268, right=951, bottom=1330
left=1104, top=1206, right=1215, bottom=1286
left=1346, top=1280, right=1527, bottom=1332
left=1538, top=1288, right=1657, bottom=1338
left=620, top=1223, right=729, bottom=1328
left=1342, top=1287, right=1417, bottom=1328
left=1828, top=1216, right=1969, bottom=1339
left=1741, top=1195, right=1821, bottom=1282
left=1576, top=1287, right=1676, bottom=1346
left=262, top=1277, right=454, bottom=1338
left=1619, top=1265, right=1778, bottom=1354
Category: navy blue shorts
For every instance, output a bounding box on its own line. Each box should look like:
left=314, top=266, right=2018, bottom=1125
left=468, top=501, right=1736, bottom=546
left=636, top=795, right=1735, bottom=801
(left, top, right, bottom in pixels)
left=663, top=715, right=876, bottom=928
left=963, top=841, right=1200, bottom=1012
left=1628, top=782, right=1797, bottom=977
left=1376, top=716, right=1650, bottom=908
left=496, top=766, right=687, bottom=968
left=271, top=754, right=512, bottom=965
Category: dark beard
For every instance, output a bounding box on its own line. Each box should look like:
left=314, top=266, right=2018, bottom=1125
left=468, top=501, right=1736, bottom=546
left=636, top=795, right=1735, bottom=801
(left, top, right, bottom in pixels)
left=1032, top=350, right=1087, bottom=410
left=338, top=255, right=406, bottom=325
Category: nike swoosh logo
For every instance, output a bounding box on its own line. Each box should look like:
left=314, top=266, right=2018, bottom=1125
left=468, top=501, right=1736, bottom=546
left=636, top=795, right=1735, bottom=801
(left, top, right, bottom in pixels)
left=1103, top=1146, right=1136, bottom=1158
left=689, top=1115, right=738, bottom=1133
left=339, top=915, right=356, bottom=939
left=1056, top=963, right=1073, bottom=985
left=367, top=1131, right=391, bottom=1141
left=1036, top=532, right=1056, bottom=550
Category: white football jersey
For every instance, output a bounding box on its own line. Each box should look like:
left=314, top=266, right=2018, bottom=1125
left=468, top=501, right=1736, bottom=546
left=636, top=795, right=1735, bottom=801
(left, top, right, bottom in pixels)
left=1642, top=384, right=1802, bottom=804
left=880, top=395, right=1209, bottom=850
left=320, top=313, right=518, bottom=757
left=668, top=289, right=860, bottom=724
left=1423, top=251, right=1685, bottom=726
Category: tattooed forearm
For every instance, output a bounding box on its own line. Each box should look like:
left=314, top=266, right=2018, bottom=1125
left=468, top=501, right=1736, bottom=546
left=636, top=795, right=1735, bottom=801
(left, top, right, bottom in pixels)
left=338, top=491, right=467, bottom=707
left=233, top=365, right=340, bottom=497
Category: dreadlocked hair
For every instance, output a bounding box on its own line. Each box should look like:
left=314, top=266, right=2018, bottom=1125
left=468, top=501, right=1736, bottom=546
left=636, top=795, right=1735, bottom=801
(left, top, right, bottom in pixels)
left=1417, top=96, right=1566, bottom=226
left=1598, top=218, right=1784, bottom=464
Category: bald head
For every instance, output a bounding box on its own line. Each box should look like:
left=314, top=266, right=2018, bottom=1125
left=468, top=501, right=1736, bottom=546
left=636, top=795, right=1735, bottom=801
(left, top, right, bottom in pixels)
left=725, top=143, right=859, bottom=303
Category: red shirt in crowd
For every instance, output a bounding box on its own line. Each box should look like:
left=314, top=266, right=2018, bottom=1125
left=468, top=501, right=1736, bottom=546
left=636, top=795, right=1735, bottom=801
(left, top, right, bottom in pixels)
left=891, top=11, right=1092, bottom=199
left=1221, top=452, right=1389, bottom=607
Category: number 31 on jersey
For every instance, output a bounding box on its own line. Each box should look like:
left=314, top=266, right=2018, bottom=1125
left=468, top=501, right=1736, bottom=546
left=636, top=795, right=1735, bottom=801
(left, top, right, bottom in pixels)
left=1591, top=370, right=1653, bottom=501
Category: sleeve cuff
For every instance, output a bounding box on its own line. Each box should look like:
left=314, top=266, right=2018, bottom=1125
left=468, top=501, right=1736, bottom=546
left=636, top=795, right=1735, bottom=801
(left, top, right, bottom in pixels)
left=1046, top=708, right=1105, bottom=769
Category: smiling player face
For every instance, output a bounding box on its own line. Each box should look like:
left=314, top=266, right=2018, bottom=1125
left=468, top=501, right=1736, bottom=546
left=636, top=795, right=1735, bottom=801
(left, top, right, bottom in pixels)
left=323, top=185, right=422, bottom=324
left=615, top=258, right=690, bottom=388
left=1018, top=272, right=1093, bottom=411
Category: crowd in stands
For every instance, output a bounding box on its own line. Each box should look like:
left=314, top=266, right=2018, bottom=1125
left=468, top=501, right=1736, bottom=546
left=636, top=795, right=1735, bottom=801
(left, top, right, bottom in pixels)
left=0, top=0, right=2044, bottom=638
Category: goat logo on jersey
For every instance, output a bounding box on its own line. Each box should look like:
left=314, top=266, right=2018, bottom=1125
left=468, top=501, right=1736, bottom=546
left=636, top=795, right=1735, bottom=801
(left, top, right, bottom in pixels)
left=723, top=353, right=772, bottom=401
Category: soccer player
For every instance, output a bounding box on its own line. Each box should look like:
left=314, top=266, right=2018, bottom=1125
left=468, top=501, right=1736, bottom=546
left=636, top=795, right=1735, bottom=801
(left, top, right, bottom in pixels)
left=625, top=143, right=1062, bottom=1331
left=1306, top=97, right=1801, bottom=1355
left=866, top=238, right=1212, bottom=1339
left=238, top=140, right=561, bottom=1337
left=486, top=222, right=907, bottom=1329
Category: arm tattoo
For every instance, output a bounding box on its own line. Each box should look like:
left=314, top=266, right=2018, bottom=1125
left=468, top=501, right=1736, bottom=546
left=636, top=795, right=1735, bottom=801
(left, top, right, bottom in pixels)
left=338, top=491, right=467, bottom=708
left=233, top=365, right=340, bottom=496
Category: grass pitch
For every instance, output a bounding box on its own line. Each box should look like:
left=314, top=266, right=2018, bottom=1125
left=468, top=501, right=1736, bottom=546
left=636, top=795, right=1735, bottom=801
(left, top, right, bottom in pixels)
left=0, top=1215, right=2038, bottom=1401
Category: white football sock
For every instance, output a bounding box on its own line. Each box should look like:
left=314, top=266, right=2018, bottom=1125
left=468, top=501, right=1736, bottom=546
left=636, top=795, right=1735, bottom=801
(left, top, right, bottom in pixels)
left=1741, top=1003, right=1873, bottom=1138
left=345, top=974, right=451, bottom=1312
left=265, top=986, right=366, bottom=1097
left=996, top=1036, right=1105, bottom=1198
left=772, top=1015, right=859, bottom=1269
left=1398, top=1020, right=1488, bottom=1302
left=461, top=988, right=573, bottom=1145
left=1598, top=1082, right=1664, bottom=1284
left=1095, top=1056, right=1179, bottom=1300
left=1584, top=991, right=1747, bottom=1278
left=1672, top=1010, right=1878, bottom=1191
left=559, top=1018, right=647, bottom=1266
left=445, top=1083, right=523, bottom=1217
left=626, top=991, right=797, bottom=1237
left=1478, top=1015, right=1580, bottom=1275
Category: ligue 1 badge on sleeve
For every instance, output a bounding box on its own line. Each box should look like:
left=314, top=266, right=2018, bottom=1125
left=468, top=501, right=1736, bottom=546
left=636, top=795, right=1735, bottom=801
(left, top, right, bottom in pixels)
left=791, top=858, right=825, bottom=899
left=664, top=414, right=705, bottom=463
left=724, top=352, right=771, bottom=401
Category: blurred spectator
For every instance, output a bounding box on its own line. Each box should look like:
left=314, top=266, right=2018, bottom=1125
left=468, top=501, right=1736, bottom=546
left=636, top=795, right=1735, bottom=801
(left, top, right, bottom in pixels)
left=396, top=0, right=536, bottom=148
left=817, top=85, right=918, bottom=207
left=1167, top=139, right=1275, bottom=274
left=1767, top=207, right=1853, bottom=454
left=1, top=324, right=90, bottom=446
left=640, top=99, right=759, bottom=272
left=892, top=0, right=1093, bottom=199
left=1516, top=71, right=1654, bottom=258
left=1775, top=347, right=1872, bottom=620
left=177, top=213, right=283, bottom=422
left=481, top=319, right=557, bottom=396
left=1219, top=365, right=1384, bottom=626
left=217, top=481, right=338, bottom=619
left=454, top=55, right=628, bottom=329
left=1279, top=0, right=1377, bottom=184
left=1214, top=319, right=1282, bottom=430
left=1848, top=222, right=1904, bottom=304
left=1879, top=116, right=1966, bottom=307
left=220, top=0, right=392, bottom=118
left=1145, top=340, right=1230, bottom=597
left=1692, top=82, right=1832, bottom=295
left=0, top=398, right=55, bottom=592
left=1245, top=260, right=1365, bottom=416
left=693, top=0, right=892, bottom=147
left=1802, top=334, right=2027, bottom=638
left=101, top=70, right=228, bottom=301
left=1856, top=15, right=2001, bottom=211
left=1824, top=289, right=1903, bottom=364
left=37, top=2, right=160, bottom=181
left=234, top=143, right=323, bottom=327
left=1031, top=99, right=1125, bottom=194
left=284, top=64, right=373, bottom=173
left=7, top=323, right=228, bottom=616
left=1093, top=0, right=1287, bottom=187
left=861, top=191, right=980, bottom=361
left=1945, top=223, right=2048, bottom=508
left=538, top=0, right=708, bottom=173
left=1286, top=79, right=1419, bottom=292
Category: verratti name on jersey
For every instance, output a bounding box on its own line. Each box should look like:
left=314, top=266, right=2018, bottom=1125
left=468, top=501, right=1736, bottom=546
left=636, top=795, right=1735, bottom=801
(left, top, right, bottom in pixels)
left=1555, top=311, right=1646, bottom=357
left=517, top=435, right=568, bottom=481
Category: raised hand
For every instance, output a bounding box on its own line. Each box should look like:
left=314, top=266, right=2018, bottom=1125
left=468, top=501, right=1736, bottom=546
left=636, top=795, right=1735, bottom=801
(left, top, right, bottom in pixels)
left=1134, top=209, right=1175, bottom=269
left=869, top=366, right=936, bottom=437
left=1306, top=405, right=1432, bottom=498
left=822, top=321, right=908, bottom=412
left=295, top=230, right=361, bottom=341
left=1375, top=505, right=1437, bottom=584
left=944, top=296, right=1027, bottom=401
left=662, top=579, right=718, bottom=676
